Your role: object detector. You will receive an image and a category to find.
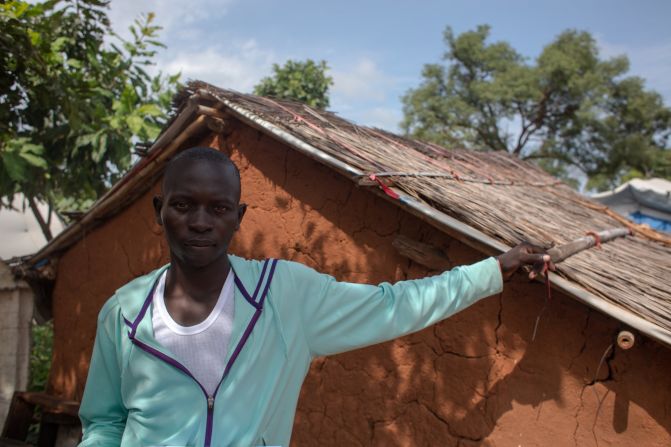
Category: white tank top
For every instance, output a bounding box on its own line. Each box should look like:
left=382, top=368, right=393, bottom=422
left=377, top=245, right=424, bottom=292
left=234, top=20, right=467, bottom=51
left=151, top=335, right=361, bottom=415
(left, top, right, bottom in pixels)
left=151, top=269, right=235, bottom=396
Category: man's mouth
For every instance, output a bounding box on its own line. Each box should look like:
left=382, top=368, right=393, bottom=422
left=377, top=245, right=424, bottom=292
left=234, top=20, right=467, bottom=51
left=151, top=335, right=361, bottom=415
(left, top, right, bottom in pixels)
left=185, top=239, right=215, bottom=247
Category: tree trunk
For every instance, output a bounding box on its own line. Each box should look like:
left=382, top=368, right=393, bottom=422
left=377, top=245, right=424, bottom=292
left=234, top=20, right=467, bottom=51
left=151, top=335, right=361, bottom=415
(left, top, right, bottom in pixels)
left=27, top=195, right=53, bottom=241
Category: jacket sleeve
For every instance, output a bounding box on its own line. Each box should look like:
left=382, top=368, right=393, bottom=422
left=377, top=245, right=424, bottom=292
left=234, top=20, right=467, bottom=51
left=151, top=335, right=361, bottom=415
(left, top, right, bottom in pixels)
left=78, top=298, right=128, bottom=446
left=291, top=257, right=503, bottom=357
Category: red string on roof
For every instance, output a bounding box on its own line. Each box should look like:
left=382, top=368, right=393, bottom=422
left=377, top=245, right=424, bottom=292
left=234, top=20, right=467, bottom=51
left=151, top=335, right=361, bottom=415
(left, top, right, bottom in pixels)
left=261, top=98, right=383, bottom=170
left=369, top=174, right=400, bottom=200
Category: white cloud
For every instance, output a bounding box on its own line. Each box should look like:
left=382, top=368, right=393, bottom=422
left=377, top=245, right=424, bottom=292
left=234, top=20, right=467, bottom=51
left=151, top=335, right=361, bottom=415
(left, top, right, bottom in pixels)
left=331, top=58, right=391, bottom=102
left=328, top=58, right=405, bottom=132
left=159, top=40, right=276, bottom=92
left=105, top=5, right=407, bottom=131
left=357, top=107, right=402, bottom=132
left=107, top=0, right=233, bottom=42
left=597, top=37, right=671, bottom=104
left=106, top=1, right=276, bottom=92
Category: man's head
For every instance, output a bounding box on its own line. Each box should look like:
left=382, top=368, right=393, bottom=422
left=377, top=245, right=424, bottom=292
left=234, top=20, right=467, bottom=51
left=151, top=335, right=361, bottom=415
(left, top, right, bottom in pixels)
left=153, top=147, right=246, bottom=270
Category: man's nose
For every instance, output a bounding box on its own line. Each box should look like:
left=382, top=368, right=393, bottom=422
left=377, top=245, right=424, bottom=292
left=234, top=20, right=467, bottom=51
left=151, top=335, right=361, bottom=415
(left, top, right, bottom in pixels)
left=188, top=207, right=212, bottom=232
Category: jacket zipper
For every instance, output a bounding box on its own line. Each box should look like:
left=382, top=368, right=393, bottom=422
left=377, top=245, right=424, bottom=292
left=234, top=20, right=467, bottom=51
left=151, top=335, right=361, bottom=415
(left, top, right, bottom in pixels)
left=130, top=337, right=220, bottom=447
left=130, top=306, right=267, bottom=447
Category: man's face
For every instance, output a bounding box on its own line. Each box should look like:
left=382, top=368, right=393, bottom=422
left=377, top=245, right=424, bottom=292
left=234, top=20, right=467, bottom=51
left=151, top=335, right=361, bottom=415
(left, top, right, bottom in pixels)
left=154, top=159, right=246, bottom=269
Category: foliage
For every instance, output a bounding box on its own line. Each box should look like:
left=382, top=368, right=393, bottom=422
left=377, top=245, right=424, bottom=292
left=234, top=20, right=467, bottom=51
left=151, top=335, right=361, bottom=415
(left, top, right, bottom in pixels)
left=29, top=320, right=53, bottom=392
left=24, top=321, right=53, bottom=444
left=401, top=25, right=671, bottom=190
left=0, top=0, right=179, bottom=239
left=254, top=59, right=333, bottom=109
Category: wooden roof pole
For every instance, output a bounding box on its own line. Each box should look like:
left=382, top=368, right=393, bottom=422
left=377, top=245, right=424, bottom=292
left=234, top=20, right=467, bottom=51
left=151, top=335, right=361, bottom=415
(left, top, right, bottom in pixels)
left=547, top=228, right=631, bottom=263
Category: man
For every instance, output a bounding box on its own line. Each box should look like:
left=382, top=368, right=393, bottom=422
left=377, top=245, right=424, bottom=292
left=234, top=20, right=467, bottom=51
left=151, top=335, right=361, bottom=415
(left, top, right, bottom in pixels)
left=79, top=147, right=552, bottom=446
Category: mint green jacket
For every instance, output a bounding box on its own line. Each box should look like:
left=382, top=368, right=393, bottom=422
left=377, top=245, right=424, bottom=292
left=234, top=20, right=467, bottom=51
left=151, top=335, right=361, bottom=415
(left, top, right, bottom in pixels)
left=79, top=255, right=502, bottom=447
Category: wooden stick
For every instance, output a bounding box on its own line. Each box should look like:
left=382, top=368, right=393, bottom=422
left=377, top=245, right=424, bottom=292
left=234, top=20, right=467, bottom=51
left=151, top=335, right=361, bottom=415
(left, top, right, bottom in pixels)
left=205, top=116, right=232, bottom=135
left=547, top=227, right=631, bottom=263
left=392, top=235, right=452, bottom=271
left=196, top=104, right=228, bottom=120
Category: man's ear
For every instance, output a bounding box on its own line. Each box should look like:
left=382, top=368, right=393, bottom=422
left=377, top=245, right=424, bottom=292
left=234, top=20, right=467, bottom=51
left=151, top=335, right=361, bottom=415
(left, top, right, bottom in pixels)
left=235, top=203, right=247, bottom=230
left=153, top=196, right=164, bottom=226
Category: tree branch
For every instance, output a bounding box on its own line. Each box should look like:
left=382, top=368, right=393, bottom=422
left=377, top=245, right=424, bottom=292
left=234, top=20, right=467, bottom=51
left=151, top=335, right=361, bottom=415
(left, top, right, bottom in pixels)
left=512, top=89, right=555, bottom=156
left=46, top=199, right=53, bottom=228
left=27, top=195, right=53, bottom=241
left=522, top=152, right=557, bottom=161
left=480, top=103, right=508, bottom=151
left=515, top=122, right=542, bottom=156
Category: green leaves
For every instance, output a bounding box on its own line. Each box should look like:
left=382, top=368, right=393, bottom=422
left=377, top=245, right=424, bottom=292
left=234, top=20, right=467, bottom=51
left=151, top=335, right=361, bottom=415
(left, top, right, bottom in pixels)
left=402, top=25, right=671, bottom=190
left=254, top=59, right=333, bottom=109
left=0, top=0, right=179, bottom=239
left=1, top=138, right=47, bottom=181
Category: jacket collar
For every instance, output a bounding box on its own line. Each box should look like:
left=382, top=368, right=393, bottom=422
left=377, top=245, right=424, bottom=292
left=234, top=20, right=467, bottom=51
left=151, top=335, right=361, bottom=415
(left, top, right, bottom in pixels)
left=116, top=255, right=260, bottom=354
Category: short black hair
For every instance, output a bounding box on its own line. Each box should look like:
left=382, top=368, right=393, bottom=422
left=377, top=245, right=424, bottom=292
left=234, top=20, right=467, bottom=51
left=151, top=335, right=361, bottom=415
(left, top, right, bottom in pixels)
left=163, top=146, right=241, bottom=196
left=167, top=146, right=240, bottom=179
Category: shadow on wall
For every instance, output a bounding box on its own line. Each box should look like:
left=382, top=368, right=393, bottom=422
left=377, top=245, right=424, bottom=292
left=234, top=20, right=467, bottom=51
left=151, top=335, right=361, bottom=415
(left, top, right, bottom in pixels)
left=286, top=219, right=671, bottom=446
left=226, top=127, right=671, bottom=446
left=446, top=285, right=671, bottom=446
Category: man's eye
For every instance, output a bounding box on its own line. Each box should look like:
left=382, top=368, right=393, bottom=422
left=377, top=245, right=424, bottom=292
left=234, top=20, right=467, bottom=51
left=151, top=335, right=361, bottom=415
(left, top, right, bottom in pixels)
left=213, top=205, right=228, bottom=213
left=173, top=202, right=189, bottom=210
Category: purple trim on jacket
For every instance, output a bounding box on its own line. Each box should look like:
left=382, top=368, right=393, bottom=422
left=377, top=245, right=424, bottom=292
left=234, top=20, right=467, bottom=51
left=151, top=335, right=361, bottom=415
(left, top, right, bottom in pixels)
left=251, top=259, right=269, bottom=301
left=128, top=277, right=158, bottom=339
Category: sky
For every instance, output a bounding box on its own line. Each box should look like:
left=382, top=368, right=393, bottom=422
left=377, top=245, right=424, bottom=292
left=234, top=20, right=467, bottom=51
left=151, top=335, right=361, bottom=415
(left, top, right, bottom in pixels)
left=107, top=0, right=671, bottom=133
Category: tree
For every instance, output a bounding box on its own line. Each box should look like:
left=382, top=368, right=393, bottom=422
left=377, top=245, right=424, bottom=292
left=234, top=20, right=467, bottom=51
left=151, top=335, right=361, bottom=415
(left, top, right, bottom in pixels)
left=254, top=59, right=333, bottom=109
left=0, top=0, right=179, bottom=240
left=401, top=25, right=671, bottom=190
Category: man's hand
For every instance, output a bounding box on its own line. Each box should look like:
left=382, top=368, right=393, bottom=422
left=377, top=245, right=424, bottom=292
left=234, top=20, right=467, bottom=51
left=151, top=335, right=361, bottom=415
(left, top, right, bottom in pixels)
left=496, top=242, right=555, bottom=281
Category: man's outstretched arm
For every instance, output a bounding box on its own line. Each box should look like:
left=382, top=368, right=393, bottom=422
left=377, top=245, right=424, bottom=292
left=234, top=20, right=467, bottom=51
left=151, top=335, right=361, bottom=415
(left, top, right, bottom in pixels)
left=288, top=243, right=550, bottom=358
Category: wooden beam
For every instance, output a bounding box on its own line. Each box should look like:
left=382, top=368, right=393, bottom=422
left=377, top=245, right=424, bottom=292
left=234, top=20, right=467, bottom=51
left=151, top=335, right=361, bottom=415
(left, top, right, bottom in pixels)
left=392, top=235, right=452, bottom=271
left=204, top=116, right=233, bottom=135
left=16, top=392, right=79, bottom=418
left=196, top=104, right=228, bottom=120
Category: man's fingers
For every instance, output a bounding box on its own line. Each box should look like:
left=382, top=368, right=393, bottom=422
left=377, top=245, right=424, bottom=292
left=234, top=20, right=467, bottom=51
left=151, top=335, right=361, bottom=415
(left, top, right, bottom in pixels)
left=528, top=258, right=555, bottom=280
left=500, top=243, right=555, bottom=281
left=521, top=242, right=547, bottom=254
left=519, top=253, right=551, bottom=265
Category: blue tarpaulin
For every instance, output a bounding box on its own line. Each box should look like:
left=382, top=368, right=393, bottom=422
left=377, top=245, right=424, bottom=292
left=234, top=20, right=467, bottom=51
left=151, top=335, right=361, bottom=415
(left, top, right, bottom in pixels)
left=629, top=211, right=671, bottom=233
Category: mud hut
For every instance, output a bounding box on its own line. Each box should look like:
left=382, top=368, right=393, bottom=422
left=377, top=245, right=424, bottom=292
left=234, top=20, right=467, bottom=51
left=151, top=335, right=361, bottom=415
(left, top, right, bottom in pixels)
left=15, top=82, right=671, bottom=446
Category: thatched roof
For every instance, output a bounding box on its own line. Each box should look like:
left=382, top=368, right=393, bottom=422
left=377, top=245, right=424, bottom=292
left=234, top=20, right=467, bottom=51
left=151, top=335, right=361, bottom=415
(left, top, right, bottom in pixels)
left=183, top=81, right=671, bottom=342
left=23, top=80, right=671, bottom=347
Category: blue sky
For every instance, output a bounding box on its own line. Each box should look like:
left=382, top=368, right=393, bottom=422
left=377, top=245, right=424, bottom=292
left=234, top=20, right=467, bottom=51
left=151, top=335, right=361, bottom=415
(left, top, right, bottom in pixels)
left=109, top=0, right=671, bottom=132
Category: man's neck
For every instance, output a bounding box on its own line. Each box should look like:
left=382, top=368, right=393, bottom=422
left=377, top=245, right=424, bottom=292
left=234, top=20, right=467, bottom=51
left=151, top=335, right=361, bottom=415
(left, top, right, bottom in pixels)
left=166, top=256, right=231, bottom=305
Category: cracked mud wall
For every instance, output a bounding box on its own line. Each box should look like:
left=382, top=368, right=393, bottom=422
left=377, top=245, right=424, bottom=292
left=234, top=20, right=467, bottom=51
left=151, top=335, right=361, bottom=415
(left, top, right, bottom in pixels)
left=49, top=122, right=671, bottom=446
